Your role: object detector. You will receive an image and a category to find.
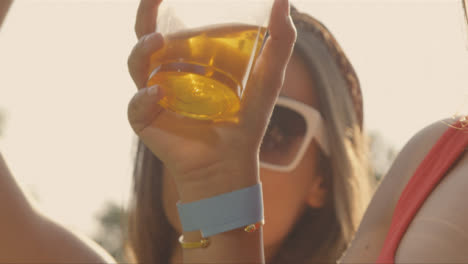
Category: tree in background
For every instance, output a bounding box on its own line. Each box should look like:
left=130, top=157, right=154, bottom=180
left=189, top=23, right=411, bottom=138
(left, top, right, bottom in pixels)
left=92, top=202, right=128, bottom=263
left=369, top=131, right=399, bottom=180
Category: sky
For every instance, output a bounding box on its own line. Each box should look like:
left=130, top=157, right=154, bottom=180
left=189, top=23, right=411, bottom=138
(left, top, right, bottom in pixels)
left=0, top=0, right=467, bottom=237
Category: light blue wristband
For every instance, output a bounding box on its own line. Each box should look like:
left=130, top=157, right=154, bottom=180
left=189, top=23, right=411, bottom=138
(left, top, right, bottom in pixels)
left=176, top=183, right=264, bottom=238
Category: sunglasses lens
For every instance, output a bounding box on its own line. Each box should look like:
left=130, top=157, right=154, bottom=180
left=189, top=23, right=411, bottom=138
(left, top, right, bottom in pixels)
left=260, top=105, right=307, bottom=167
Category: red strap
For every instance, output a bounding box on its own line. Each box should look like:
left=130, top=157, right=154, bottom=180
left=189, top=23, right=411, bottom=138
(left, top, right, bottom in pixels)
left=376, top=122, right=468, bottom=263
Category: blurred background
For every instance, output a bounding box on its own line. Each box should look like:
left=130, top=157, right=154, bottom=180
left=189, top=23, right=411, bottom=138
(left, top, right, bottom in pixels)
left=0, top=0, right=467, bottom=261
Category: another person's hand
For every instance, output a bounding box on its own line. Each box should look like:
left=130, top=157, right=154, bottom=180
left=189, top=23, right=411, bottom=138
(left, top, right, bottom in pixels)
left=127, top=0, right=296, bottom=202
left=0, top=0, right=13, bottom=28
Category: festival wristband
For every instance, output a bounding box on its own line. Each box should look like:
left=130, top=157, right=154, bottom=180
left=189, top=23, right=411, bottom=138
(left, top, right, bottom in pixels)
left=176, top=183, right=264, bottom=237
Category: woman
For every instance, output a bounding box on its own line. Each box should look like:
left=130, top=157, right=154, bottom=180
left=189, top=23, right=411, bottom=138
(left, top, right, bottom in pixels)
left=339, top=5, right=468, bottom=262
left=126, top=0, right=468, bottom=263
left=125, top=0, right=374, bottom=263
left=0, top=0, right=370, bottom=262
left=340, top=117, right=468, bottom=264
left=340, top=1, right=468, bottom=262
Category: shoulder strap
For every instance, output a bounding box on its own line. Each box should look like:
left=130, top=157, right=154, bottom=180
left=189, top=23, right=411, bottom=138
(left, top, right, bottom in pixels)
left=377, top=122, right=468, bottom=263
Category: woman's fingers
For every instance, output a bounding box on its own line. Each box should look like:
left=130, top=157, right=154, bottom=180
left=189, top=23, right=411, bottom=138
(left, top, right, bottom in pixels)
left=127, top=32, right=164, bottom=89
left=240, top=0, right=296, bottom=130
left=128, top=85, right=165, bottom=134
left=135, top=0, right=163, bottom=39
left=128, top=0, right=165, bottom=133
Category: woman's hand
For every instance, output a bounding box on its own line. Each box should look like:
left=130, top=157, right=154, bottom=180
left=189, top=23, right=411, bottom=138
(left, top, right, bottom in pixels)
left=127, top=0, right=296, bottom=202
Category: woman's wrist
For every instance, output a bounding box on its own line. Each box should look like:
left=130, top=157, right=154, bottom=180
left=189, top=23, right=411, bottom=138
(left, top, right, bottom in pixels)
left=177, top=167, right=260, bottom=203
left=173, top=159, right=260, bottom=203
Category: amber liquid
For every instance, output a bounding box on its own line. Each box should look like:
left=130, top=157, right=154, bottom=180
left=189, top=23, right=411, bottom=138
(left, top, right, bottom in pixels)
left=148, top=24, right=266, bottom=120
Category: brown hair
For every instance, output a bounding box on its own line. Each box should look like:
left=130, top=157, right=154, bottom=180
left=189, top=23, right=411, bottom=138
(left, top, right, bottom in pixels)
left=125, top=141, right=174, bottom=263
left=268, top=7, right=373, bottom=264
left=126, top=7, right=374, bottom=264
left=463, top=0, right=468, bottom=25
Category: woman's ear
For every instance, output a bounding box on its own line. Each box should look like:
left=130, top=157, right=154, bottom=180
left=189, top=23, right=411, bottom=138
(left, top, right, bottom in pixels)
left=305, top=175, right=327, bottom=208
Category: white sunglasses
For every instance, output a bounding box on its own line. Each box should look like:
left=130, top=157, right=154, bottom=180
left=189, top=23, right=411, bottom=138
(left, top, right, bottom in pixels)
left=259, top=96, right=330, bottom=172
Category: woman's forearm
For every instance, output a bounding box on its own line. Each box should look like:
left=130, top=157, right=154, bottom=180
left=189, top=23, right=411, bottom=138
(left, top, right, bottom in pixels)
left=0, top=153, right=37, bottom=227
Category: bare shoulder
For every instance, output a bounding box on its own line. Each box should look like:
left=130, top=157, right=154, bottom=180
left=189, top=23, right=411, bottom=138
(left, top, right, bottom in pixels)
left=385, top=119, right=452, bottom=190
left=395, top=120, right=468, bottom=262
left=339, top=119, right=453, bottom=263
left=394, top=154, right=468, bottom=262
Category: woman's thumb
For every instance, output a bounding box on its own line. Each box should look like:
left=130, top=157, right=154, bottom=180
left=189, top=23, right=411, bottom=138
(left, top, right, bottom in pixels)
left=128, top=85, right=164, bottom=134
